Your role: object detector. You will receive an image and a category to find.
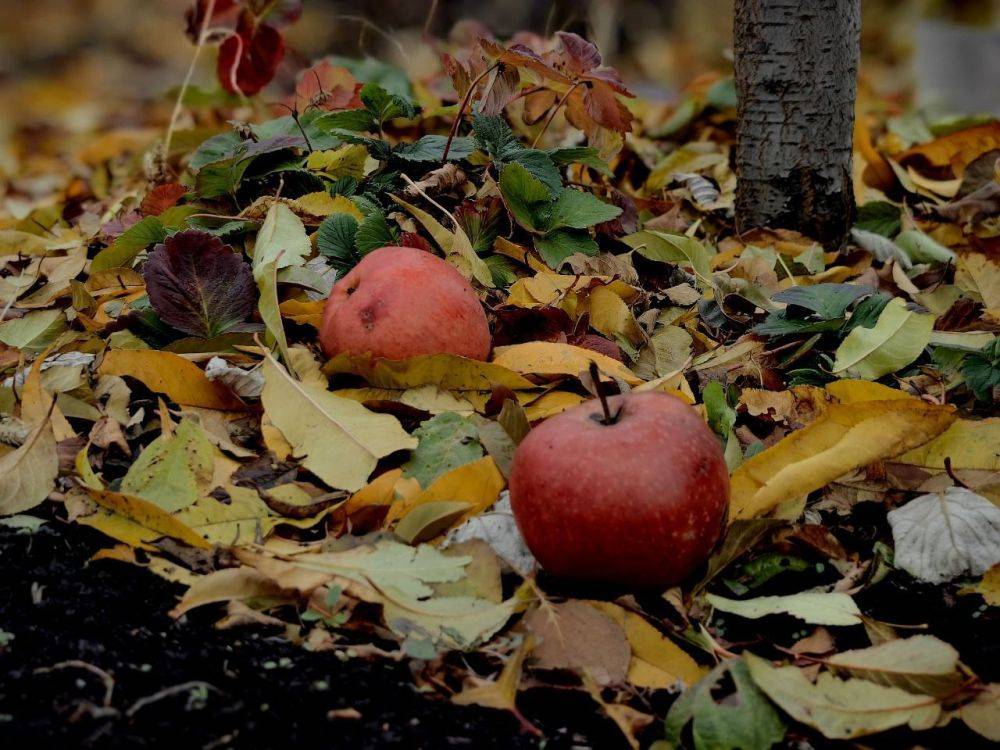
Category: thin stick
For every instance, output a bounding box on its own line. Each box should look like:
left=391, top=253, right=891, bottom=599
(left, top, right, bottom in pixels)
left=162, top=0, right=218, bottom=174
left=530, top=81, right=581, bottom=149
left=126, top=681, right=223, bottom=717
left=441, top=64, right=498, bottom=162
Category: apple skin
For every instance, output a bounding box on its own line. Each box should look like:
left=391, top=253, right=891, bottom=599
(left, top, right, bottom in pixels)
left=319, top=246, right=491, bottom=361
left=508, top=391, right=729, bottom=590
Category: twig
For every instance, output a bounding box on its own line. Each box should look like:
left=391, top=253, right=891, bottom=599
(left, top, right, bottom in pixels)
left=530, top=81, right=582, bottom=149
left=441, top=63, right=498, bottom=162
left=35, top=660, right=115, bottom=708
left=162, top=0, right=218, bottom=174
left=126, top=681, right=223, bottom=718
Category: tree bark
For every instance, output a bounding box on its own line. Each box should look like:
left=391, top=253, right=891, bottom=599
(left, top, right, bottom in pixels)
left=734, top=0, right=861, bottom=247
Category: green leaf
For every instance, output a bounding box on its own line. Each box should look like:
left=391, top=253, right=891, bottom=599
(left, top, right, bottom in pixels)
left=355, top=210, right=398, bottom=255
left=402, top=412, right=485, bottom=488
left=499, top=162, right=553, bottom=233
left=119, top=419, right=214, bottom=513
left=744, top=653, right=941, bottom=739
left=549, top=189, right=621, bottom=230
left=252, top=203, right=311, bottom=280
left=0, top=309, right=67, bottom=352
left=703, top=381, right=736, bottom=440
left=315, top=108, right=375, bottom=132
left=895, top=230, right=957, bottom=265
left=826, top=635, right=963, bottom=698
left=485, top=255, right=516, bottom=287
left=545, top=146, right=612, bottom=175
left=772, top=284, right=873, bottom=320
left=855, top=201, right=902, bottom=237
left=962, top=337, right=1000, bottom=401
left=328, top=56, right=412, bottom=98
left=393, top=135, right=474, bottom=162
left=842, top=292, right=892, bottom=333
left=91, top=217, right=168, bottom=272
left=708, top=592, right=862, bottom=626
left=534, top=229, right=598, bottom=268
left=316, top=213, right=360, bottom=272
left=360, top=82, right=419, bottom=125
left=472, top=115, right=561, bottom=192
left=665, top=659, right=786, bottom=750
left=395, top=501, right=473, bottom=545
left=256, top=260, right=292, bottom=367
left=620, top=230, right=714, bottom=290
left=832, top=298, right=935, bottom=379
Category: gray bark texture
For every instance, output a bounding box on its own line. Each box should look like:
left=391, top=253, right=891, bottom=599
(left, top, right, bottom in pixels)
left=734, top=0, right=861, bottom=247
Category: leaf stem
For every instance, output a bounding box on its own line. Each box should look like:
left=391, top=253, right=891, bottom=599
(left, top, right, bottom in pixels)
left=530, top=81, right=582, bottom=149
left=441, top=63, right=498, bottom=163
left=162, top=0, right=218, bottom=176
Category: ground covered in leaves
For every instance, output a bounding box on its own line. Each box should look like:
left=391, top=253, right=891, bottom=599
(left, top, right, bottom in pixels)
left=1, top=4, right=1000, bottom=748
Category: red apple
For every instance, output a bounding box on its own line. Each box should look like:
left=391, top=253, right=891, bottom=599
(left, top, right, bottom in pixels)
left=319, top=246, right=491, bottom=361
left=508, top=390, right=729, bottom=589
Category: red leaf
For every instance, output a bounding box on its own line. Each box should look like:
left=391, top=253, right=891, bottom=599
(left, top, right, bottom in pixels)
left=217, top=11, right=285, bottom=96
left=398, top=232, right=434, bottom=253
left=140, top=184, right=189, bottom=217
left=293, top=60, right=362, bottom=111
left=186, top=0, right=238, bottom=40
left=143, top=230, right=256, bottom=338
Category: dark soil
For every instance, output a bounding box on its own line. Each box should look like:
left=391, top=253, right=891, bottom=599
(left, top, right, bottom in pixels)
left=2, top=510, right=996, bottom=749
left=0, top=515, right=625, bottom=750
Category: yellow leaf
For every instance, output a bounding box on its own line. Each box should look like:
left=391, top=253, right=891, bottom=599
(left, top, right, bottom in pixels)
left=343, top=468, right=405, bottom=516
left=962, top=564, right=1000, bottom=607
left=175, top=487, right=279, bottom=545
left=389, top=456, right=504, bottom=526
left=452, top=635, right=533, bottom=710
left=955, top=251, right=1000, bottom=322
left=98, top=349, right=245, bottom=410
left=900, top=122, right=1000, bottom=176
left=292, top=192, right=363, bottom=220
left=825, top=379, right=913, bottom=403
left=170, top=566, right=288, bottom=618
left=730, top=400, right=957, bottom=521
left=261, top=351, right=417, bottom=491
left=306, top=144, right=369, bottom=179
left=0, top=356, right=58, bottom=516
left=587, top=285, right=645, bottom=347
left=492, top=341, right=643, bottom=385
left=279, top=298, right=325, bottom=328
left=119, top=419, right=215, bottom=512
left=324, top=351, right=537, bottom=391
left=332, top=385, right=481, bottom=414
left=82, top=486, right=210, bottom=549
left=522, top=390, right=585, bottom=420
left=893, top=418, right=1000, bottom=471
left=587, top=601, right=706, bottom=688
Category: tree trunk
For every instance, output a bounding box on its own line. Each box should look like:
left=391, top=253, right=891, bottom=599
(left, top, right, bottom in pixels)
left=734, top=0, right=861, bottom=247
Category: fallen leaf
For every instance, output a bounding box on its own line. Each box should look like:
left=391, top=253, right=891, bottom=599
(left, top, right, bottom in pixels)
left=524, top=600, right=631, bottom=684
left=260, top=351, right=416, bottom=492
left=98, top=349, right=245, bottom=410
left=707, top=592, right=862, bottom=626
left=888, top=487, right=1000, bottom=584
left=826, top=635, right=963, bottom=697
left=745, top=653, right=940, bottom=739
left=729, top=400, right=955, bottom=520
left=491, top=341, right=642, bottom=385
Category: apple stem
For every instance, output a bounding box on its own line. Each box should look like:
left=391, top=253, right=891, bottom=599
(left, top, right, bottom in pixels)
left=589, top=361, right=619, bottom=425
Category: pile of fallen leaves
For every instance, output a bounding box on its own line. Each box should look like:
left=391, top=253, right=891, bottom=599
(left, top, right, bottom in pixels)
left=1, top=3, right=999, bottom=747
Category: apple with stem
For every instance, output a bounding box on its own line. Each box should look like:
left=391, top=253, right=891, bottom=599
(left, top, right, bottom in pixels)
left=509, top=363, right=730, bottom=589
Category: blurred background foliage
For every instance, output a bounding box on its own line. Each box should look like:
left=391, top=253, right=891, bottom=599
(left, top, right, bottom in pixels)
left=0, top=0, right=997, bottom=142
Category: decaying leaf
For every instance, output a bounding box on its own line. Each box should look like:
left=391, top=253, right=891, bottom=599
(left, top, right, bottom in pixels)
left=888, top=487, right=1000, bottom=584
